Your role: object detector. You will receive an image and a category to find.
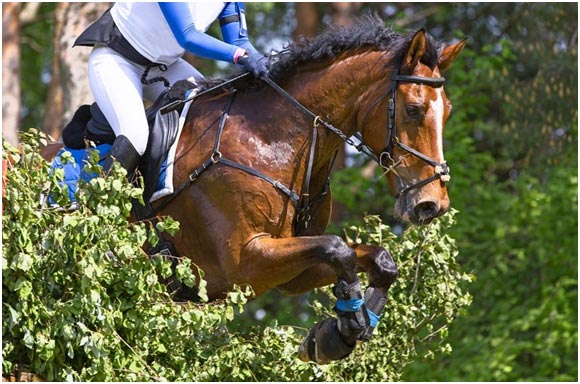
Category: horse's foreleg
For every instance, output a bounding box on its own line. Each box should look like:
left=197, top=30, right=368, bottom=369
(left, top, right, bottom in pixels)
left=240, top=235, right=368, bottom=363
left=240, top=234, right=359, bottom=294
left=276, top=243, right=398, bottom=295
left=276, top=265, right=336, bottom=295
left=352, top=243, right=398, bottom=292
left=296, top=243, right=398, bottom=364
left=351, top=243, right=398, bottom=341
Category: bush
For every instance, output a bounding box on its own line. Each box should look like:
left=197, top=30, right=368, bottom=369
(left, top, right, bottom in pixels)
left=2, top=131, right=470, bottom=381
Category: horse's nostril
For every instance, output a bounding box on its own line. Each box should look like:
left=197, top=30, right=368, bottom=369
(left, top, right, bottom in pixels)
left=414, top=200, right=438, bottom=222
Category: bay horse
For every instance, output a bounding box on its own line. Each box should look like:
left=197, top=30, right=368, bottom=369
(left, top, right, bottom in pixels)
left=43, top=16, right=465, bottom=364
left=153, top=16, right=465, bottom=364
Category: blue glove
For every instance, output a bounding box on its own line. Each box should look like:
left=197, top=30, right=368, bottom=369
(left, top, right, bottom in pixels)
left=237, top=51, right=269, bottom=78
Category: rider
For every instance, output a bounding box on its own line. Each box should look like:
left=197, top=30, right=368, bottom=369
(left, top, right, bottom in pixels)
left=72, top=2, right=268, bottom=176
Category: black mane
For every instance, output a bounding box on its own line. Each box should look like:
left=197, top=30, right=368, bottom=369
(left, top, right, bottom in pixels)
left=268, top=14, right=441, bottom=82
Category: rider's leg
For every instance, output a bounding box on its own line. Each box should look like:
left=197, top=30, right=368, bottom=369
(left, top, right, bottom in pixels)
left=88, top=46, right=149, bottom=175
left=101, top=135, right=141, bottom=177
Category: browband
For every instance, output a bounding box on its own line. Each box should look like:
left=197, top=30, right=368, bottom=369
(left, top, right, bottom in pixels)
left=393, top=75, right=446, bottom=87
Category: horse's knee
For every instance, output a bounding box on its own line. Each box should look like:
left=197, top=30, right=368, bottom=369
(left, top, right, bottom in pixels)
left=321, top=235, right=357, bottom=280
left=380, top=249, right=398, bottom=285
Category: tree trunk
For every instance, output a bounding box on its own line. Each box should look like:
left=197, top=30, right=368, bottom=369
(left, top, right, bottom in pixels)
left=293, top=3, right=319, bottom=39
left=2, top=2, right=21, bottom=147
left=41, top=2, right=110, bottom=141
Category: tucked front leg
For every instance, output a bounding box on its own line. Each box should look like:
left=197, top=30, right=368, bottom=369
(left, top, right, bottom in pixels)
left=351, top=243, right=398, bottom=340
left=276, top=244, right=397, bottom=295
left=297, top=243, right=398, bottom=364
left=239, top=234, right=369, bottom=364
left=297, top=278, right=368, bottom=364
left=352, top=243, right=398, bottom=292
left=238, top=234, right=359, bottom=296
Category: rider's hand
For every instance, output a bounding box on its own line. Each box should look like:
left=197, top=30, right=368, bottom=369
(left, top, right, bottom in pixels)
left=237, top=50, right=269, bottom=79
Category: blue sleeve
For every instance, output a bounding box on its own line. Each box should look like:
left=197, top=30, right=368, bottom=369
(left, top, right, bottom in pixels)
left=219, top=3, right=258, bottom=53
left=158, top=2, right=240, bottom=63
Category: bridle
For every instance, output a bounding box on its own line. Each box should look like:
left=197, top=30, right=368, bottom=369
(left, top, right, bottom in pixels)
left=356, top=70, right=451, bottom=198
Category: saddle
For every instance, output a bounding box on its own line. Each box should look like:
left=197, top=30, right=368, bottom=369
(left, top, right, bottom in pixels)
left=61, top=79, right=196, bottom=203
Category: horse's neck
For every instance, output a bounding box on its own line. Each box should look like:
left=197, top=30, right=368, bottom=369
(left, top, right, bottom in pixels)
left=284, top=50, right=390, bottom=138
left=273, top=50, right=390, bottom=175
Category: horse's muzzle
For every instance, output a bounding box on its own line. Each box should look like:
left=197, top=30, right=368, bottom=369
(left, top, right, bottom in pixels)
left=414, top=199, right=439, bottom=223
left=398, top=195, right=449, bottom=225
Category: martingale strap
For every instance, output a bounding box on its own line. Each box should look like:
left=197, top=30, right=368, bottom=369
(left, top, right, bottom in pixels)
left=296, top=119, right=319, bottom=229
left=218, top=158, right=299, bottom=206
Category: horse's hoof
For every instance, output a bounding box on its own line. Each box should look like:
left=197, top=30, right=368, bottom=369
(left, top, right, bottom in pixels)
left=297, top=318, right=355, bottom=364
left=297, top=322, right=318, bottom=362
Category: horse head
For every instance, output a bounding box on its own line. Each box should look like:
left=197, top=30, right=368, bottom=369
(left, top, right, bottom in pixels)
left=358, top=28, right=466, bottom=225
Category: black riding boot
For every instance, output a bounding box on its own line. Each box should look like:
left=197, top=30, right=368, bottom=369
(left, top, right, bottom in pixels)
left=102, top=135, right=141, bottom=179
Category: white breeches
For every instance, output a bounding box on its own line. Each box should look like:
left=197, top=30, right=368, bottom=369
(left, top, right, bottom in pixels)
left=88, top=46, right=203, bottom=155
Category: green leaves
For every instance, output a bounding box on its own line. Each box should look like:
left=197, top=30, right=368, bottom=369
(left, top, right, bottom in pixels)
left=2, top=132, right=220, bottom=381
left=327, top=210, right=473, bottom=381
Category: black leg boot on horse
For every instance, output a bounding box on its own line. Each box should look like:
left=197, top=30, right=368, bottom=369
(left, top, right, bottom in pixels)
left=298, top=279, right=389, bottom=364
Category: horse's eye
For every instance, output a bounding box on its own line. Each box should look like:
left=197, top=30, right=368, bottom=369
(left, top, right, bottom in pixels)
left=406, top=105, right=422, bottom=118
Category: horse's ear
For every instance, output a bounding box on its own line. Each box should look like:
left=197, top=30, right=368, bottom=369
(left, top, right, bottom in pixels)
left=403, top=28, right=427, bottom=72
left=438, top=37, right=467, bottom=72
